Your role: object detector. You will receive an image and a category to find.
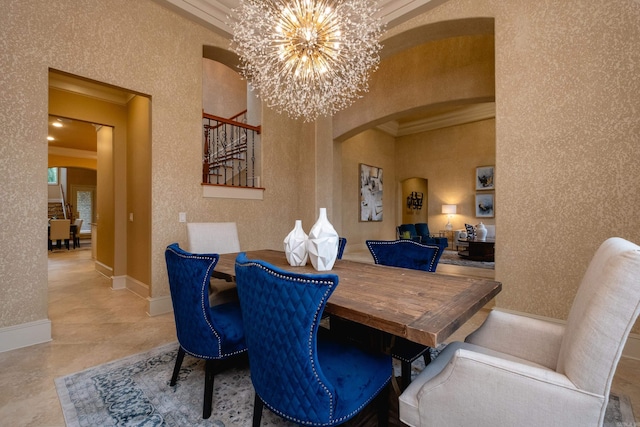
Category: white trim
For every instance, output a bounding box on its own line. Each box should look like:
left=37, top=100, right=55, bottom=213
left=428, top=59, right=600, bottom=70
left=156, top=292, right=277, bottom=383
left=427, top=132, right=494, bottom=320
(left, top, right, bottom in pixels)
left=147, top=295, right=173, bottom=317
left=493, top=308, right=640, bottom=361
left=0, top=319, right=52, bottom=353
left=126, top=276, right=149, bottom=298
left=202, top=185, right=264, bottom=200
left=112, top=275, right=127, bottom=290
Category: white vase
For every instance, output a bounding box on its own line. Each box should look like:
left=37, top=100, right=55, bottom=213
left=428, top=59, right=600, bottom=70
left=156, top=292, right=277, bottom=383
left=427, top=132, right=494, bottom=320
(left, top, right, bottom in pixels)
left=307, top=208, right=339, bottom=271
left=476, top=222, right=487, bottom=241
left=284, top=220, right=308, bottom=266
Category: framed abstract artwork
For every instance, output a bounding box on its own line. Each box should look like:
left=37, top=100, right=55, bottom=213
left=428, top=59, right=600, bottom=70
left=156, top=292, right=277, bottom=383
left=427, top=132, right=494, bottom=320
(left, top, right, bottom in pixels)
left=359, top=163, right=383, bottom=221
left=475, top=193, right=494, bottom=218
left=475, top=165, right=494, bottom=190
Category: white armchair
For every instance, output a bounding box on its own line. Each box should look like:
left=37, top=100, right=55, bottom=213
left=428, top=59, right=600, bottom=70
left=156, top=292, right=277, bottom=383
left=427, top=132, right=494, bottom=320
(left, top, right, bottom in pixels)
left=399, top=237, right=640, bottom=427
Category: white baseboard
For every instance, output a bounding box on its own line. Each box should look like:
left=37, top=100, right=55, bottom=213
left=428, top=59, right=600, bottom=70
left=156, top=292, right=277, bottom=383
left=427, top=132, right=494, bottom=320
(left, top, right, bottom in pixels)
left=147, top=295, right=173, bottom=317
left=112, top=275, right=127, bottom=290
left=493, top=308, right=640, bottom=361
left=0, top=319, right=52, bottom=353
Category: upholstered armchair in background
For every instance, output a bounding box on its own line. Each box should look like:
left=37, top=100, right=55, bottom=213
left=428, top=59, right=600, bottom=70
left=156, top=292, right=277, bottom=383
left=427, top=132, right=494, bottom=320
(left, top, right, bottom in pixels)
left=399, top=237, right=640, bottom=427
left=415, top=223, right=448, bottom=249
left=164, top=243, right=246, bottom=419
left=234, top=252, right=392, bottom=426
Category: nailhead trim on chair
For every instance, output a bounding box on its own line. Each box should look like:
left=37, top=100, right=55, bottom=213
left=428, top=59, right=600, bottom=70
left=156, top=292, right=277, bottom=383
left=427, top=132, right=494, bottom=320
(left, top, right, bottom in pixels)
left=166, top=246, right=247, bottom=359
left=366, top=239, right=441, bottom=272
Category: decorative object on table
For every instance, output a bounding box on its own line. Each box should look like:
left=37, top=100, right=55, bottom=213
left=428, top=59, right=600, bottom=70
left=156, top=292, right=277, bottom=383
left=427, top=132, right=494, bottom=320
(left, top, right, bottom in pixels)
left=442, top=204, right=456, bottom=230
left=475, top=193, right=494, bottom=218
left=283, top=220, right=308, bottom=266
left=476, top=222, right=487, bottom=241
left=307, top=208, right=339, bottom=271
left=465, top=223, right=476, bottom=240
left=234, top=253, right=392, bottom=426
left=475, top=165, right=494, bottom=190
left=407, top=191, right=423, bottom=210
left=230, top=0, right=384, bottom=122
left=360, top=163, right=383, bottom=221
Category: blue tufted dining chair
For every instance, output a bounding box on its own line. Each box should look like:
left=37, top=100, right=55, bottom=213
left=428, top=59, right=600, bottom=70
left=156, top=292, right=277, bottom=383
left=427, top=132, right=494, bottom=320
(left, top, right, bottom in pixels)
left=337, top=237, right=347, bottom=259
left=164, top=243, right=247, bottom=419
left=234, top=252, right=392, bottom=426
left=365, top=239, right=444, bottom=390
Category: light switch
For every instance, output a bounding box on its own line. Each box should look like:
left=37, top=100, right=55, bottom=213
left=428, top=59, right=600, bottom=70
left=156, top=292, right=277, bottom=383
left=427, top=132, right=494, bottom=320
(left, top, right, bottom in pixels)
left=179, top=212, right=187, bottom=223
left=129, top=213, right=134, bottom=222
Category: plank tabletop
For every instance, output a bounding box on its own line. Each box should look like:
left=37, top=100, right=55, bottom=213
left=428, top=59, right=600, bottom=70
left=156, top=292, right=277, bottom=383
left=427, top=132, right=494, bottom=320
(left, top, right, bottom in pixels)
left=216, top=250, right=501, bottom=348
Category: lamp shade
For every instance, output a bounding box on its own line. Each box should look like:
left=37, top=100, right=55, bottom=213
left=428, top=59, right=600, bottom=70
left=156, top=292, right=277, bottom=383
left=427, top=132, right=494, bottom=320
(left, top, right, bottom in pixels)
left=442, top=204, right=457, bottom=215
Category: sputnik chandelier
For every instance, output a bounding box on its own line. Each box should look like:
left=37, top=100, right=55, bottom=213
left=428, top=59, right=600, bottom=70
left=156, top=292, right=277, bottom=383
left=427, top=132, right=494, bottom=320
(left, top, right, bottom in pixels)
left=231, top=0, right=384, bottom=121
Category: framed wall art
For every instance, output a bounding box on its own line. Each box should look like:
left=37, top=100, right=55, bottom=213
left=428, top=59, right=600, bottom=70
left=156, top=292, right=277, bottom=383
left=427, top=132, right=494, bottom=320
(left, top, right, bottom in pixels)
left=475, top=165, right=494, bottom=190
left=475, top=193, right=494, bottom=218
left=359, top=163, right=383, bottom=221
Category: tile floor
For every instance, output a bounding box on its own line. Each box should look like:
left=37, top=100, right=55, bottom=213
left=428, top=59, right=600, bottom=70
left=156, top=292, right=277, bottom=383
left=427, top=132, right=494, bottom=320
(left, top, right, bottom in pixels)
left=0, top=247, right=637, bottom=426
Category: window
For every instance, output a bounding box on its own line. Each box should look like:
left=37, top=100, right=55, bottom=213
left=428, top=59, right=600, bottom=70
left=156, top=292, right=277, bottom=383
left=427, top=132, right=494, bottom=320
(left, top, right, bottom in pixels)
left=48, top=167, right=58, bottom=185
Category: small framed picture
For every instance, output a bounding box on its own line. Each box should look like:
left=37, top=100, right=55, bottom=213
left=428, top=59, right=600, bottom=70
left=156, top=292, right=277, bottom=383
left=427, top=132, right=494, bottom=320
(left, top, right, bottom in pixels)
left=476, top=166, right=494, bottom=190
left=475, top=193, right=494, bottom=217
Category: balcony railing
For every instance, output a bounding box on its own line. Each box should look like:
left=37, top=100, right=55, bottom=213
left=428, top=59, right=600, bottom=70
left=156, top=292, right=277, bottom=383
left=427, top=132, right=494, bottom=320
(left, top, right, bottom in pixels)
left=202, top=111, right=261, bottom=188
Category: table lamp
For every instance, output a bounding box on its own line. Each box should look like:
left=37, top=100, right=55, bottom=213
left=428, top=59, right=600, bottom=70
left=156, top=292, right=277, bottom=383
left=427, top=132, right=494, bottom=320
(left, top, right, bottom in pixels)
left=442, top=204, right=457, bottom=231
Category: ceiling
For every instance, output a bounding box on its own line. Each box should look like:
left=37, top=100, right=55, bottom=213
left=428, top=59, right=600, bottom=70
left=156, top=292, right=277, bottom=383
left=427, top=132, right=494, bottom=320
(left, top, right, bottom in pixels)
left=150, top=0, right=452, bottom=39
left=48, top=0, right=494, bottom=152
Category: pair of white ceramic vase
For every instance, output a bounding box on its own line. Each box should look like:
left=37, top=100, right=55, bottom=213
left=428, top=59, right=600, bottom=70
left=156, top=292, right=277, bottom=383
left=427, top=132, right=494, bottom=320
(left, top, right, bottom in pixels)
left=284, top=208, right=339, bottom=271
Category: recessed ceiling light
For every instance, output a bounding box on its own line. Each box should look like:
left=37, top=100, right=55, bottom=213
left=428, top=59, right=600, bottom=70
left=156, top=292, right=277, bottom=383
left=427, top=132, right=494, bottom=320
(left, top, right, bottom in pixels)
left=47, top=136, right=55, bottom=141
left=52, top=122, right=63, bottom=128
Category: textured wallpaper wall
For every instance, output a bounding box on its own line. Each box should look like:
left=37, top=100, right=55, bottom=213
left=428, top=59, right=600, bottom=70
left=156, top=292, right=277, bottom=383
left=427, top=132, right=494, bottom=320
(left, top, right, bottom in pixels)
left=2, top=0, right=639, bottom=336
left=383, top=0, right=640, bottom=330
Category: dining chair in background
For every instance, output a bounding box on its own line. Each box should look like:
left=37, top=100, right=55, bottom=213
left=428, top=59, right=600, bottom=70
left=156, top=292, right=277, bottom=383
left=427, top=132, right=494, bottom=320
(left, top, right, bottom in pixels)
left=337, top=237, right=347, bottom=259
left=186, top=222, right=240, bottom=306
left=365, top=239, right=445, bottom=390
left=71, top=219, right=83, bottom=248
left=164, top=243, right=247, bottom=419
left=234, top=252, right=392, bottom=426
left=49, top=219, right=71, bottom=251
left=399, top=237, right=640, bottom=427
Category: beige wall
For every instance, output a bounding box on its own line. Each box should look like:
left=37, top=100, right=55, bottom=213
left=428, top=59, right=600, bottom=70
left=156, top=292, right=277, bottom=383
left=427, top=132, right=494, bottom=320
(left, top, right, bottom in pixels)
left=341, top=129, right=398, bottom=252
left=127, top=96, right=152, bottom=286
left=202, top=59, right=247, bottom=117
left=2, top=0, right=639, bottom=340
left=396, top=119, right=496, bottom=232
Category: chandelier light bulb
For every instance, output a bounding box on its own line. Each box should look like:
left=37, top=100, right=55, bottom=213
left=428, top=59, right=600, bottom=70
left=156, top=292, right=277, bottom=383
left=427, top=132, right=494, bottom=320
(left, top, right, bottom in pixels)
left=231, top=0, right=384, bottom=121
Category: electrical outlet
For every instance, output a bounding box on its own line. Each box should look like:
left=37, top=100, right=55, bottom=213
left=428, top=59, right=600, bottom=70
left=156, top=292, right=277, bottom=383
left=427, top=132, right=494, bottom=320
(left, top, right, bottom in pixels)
left=179, top=212, right=187, bottom=223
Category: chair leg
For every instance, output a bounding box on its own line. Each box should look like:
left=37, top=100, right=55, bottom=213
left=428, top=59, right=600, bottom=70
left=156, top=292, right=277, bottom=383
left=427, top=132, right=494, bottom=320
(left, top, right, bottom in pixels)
left=170, top=347, right=185, bottom=386
left=400, top=360, right=411, bottom=391
left=203, top=359, right=216, bottom=419
left=252, top=393, right=263, bottom=427
left=376, top=383, right=390, bottom=427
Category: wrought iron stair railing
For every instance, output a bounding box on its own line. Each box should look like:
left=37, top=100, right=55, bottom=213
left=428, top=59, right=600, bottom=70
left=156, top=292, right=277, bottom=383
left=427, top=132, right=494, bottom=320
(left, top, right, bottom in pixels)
left=202, top=111, right=261, bottom=188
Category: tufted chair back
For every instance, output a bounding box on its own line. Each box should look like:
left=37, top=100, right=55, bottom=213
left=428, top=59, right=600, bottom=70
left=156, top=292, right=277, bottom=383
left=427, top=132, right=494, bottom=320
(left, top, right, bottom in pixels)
left=235, top=252, right=392, bottom=426
left=366, top=239, right=443, bottom=272
left=165, top=243, right=245, bottom=359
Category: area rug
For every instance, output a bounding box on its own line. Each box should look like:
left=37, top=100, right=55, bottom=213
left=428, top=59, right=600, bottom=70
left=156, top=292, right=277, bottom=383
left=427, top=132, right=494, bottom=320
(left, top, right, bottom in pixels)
left=438, top=249, right=495, bottom=270
left=55, top=342, right=635, bottom=427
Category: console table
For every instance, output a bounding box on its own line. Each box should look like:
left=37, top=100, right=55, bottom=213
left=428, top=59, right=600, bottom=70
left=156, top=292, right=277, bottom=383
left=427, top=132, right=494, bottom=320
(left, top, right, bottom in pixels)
left=458, top=239, right=495, bottom=262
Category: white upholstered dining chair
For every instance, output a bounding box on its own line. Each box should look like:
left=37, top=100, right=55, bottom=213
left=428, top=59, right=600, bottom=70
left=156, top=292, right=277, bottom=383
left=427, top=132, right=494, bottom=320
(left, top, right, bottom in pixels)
left=399, top=237, right=640, bottom=427
left=186, top=222, right=240, bottom=305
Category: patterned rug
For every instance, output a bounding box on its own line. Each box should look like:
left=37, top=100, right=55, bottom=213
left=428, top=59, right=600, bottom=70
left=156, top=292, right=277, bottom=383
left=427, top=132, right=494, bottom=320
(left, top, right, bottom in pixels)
left=55, top=342, right=635, bottom=426
left=439, top=249, right=495, bottom=270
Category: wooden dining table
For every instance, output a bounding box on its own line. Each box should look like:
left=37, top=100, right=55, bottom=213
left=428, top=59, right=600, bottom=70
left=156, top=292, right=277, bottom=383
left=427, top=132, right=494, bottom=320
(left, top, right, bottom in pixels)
left=215, top=250, right=501, bottom=348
